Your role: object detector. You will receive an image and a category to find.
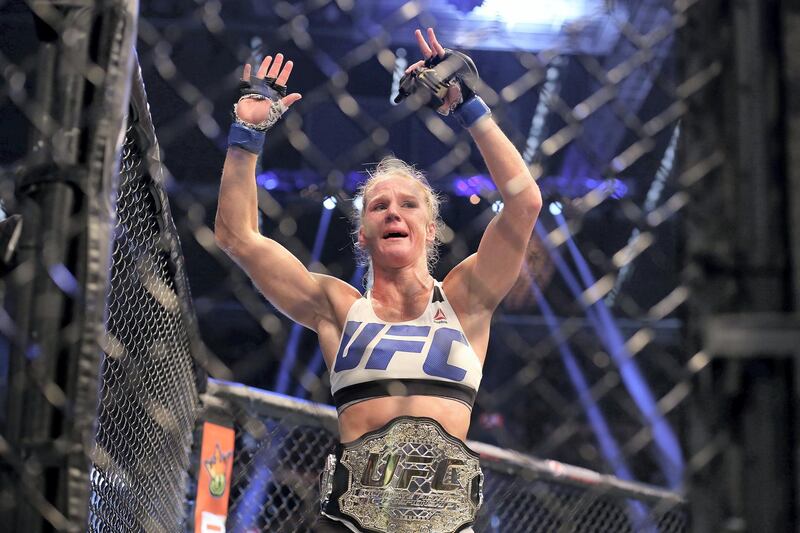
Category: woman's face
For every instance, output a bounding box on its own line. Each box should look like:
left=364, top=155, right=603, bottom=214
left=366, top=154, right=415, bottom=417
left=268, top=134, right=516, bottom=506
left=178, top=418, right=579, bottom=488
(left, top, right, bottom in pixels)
left=359, top=175, right=435, bottom=269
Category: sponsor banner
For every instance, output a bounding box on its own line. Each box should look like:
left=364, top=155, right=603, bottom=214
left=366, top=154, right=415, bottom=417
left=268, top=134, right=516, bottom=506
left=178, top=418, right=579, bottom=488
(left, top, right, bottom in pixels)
left=195, top=421, right=235, bottom=533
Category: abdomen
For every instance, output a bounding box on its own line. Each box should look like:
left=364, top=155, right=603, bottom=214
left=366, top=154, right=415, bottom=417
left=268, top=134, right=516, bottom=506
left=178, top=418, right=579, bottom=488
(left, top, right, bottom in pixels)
left=337, top=395, right=472, bottom=442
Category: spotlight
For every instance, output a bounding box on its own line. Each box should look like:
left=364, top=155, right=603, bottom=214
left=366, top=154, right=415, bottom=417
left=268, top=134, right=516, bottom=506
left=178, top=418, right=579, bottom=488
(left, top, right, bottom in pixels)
left=446, top=0, right=485, bottom=13
left=548, top=201, right=563, bottom=216
left=323, top=196, right=337, bottom=210
left=473, top=0, right=596, bottom=25
left=256, top=171, right=279, bottom=190
left=491, top=200, right=504, bottom=213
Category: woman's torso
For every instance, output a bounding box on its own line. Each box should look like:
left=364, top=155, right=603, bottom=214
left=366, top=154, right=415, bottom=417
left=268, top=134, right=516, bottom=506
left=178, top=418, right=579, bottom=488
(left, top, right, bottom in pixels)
left=318, top=277, right=489, bottom=442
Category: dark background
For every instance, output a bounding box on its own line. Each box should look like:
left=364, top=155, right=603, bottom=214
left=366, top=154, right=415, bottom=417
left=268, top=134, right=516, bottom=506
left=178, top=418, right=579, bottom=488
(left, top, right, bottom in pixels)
left=0, top=0, right=685, bottom=488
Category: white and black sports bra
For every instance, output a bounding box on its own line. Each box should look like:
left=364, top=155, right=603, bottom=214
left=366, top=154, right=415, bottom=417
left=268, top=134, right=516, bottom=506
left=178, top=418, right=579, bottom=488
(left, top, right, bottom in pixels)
left=329, top=281, right=483, bottom=413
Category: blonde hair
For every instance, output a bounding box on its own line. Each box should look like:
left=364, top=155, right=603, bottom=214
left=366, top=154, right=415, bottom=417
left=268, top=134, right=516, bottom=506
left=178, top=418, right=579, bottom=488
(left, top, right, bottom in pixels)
left=352, top=157, right=444, bottom=283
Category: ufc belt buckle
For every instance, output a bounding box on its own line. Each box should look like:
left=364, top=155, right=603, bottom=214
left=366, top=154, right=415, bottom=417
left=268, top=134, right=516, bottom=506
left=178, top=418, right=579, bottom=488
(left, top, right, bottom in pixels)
left=330, top=416, right=483, bottom=533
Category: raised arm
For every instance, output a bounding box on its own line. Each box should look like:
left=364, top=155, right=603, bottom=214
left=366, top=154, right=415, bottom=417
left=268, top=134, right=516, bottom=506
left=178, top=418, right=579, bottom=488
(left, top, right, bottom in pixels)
left=407, top=28, right=542, bottom=311
left=215, top=54, right=356, bottom=331
left=464, top=116, right=542, bottom=310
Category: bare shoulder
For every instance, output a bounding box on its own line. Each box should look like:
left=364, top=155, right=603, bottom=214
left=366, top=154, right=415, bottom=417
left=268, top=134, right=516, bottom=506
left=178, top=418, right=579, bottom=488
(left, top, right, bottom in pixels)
left=442, top=255, right=493, bottom=320
left=313, top=274, right=361, bottom=365
left=442, top=257, right=471, bottom=312
left=313, top=273, right=362, bottom=327
left=442, top=256, right=493, bottom=361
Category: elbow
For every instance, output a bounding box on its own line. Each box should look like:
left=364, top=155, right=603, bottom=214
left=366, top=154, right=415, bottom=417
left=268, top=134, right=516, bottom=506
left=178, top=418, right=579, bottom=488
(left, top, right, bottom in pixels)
left=213, top=227, right=236, bottom=256
left=214, top=220, right=249, bottom=258
left=525, top=185, right=543, bottom=218
left=507, top=180, right=542, bottom=221
left=522, top=173, right=543, bottom=216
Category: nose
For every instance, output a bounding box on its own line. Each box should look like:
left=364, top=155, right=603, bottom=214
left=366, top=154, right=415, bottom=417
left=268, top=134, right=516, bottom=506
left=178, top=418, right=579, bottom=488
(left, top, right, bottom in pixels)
left=384, top=204, right=400, bottom=220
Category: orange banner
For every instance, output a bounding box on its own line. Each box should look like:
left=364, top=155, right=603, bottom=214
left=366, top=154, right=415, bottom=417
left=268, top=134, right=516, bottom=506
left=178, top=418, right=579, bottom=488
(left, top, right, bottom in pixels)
left=195, top=421, right=235, bottom=533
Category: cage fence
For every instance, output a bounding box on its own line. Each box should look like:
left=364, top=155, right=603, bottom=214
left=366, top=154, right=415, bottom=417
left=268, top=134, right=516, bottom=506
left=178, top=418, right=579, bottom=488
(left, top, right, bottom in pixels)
left=211, top=380, right=686, bottom=533
left=1, top=0, right=142, bottom=530
left=87, top=60, right=207, bottom=533
left=0, top=0, right=797, bottom=531
left=135, top=0, right=694, bottom=491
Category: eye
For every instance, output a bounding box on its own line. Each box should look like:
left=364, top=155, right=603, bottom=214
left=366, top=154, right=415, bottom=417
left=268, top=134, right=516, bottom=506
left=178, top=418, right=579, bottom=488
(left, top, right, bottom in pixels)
left=371, top=202, right=386, bottom=211
left=402, top=200, right=418, bottom=208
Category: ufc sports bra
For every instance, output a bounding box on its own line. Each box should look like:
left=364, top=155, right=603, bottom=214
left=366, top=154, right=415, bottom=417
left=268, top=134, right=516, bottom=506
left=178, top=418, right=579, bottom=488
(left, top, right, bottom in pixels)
left=329, top=281, right=483, bottom=413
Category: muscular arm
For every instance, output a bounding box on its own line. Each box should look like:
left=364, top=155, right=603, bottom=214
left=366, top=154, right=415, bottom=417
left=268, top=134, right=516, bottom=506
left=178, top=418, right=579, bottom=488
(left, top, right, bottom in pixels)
left=215, top=148, right=343, bottom=331
left=410, top=28, right=541, bottom=312
left=216, top=147, right=259, bottom=243
left=214, top=55, right=355, bottom=331
left=451, top=117, right=542, bottom=312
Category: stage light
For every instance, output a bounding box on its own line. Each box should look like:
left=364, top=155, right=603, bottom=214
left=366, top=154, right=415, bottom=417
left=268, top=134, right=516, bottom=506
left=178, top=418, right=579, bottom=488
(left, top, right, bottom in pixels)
left=256, top=171, right=279, bottom=190
left=472, top=0, right=601, bottom=27
left=446, top=0, right=485, bottom=13
left=323, top=196, right=338, bottom=210
left=549, top=201, right=563, bottom=215
left=491, top=200, right=504, bottom=213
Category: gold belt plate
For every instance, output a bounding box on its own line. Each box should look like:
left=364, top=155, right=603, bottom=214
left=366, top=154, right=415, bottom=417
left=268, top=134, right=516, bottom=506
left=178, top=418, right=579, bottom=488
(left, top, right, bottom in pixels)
left=337, top=417, right=483, bottom=533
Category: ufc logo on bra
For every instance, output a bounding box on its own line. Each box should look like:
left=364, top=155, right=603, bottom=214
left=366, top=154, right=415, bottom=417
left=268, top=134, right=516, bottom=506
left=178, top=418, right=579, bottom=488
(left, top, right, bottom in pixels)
left=333, top=322, right=469, bottom=381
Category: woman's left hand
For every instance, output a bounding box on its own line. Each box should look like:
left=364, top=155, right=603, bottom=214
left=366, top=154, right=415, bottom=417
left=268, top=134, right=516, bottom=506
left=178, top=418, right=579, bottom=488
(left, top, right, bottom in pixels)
left=237, top=54, right=302, bottom=126
left=406, top=27, right=463, bottom=115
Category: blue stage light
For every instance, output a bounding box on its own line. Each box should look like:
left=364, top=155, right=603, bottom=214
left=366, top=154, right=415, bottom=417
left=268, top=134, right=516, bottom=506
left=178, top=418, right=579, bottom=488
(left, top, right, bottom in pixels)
left=446, top=0, right=485, bottom=13
left=256, top=171, right=279, bottom=190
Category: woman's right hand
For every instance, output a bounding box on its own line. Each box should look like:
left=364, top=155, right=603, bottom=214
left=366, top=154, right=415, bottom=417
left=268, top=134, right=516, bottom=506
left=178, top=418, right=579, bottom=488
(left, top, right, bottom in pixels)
left=237, top=53, right=302, bottom=125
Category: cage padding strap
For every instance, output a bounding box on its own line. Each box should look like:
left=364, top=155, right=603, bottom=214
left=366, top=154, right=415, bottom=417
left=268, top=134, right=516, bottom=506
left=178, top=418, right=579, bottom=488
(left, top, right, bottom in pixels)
left=16, top=165, right=88, bottom=195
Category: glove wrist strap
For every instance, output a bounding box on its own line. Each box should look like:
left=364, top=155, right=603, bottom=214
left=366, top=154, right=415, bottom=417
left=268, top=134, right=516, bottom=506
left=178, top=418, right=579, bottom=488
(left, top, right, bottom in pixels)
left=228, top=123, right=265, bottom=155
left=453, top=95, right=491, bottom=129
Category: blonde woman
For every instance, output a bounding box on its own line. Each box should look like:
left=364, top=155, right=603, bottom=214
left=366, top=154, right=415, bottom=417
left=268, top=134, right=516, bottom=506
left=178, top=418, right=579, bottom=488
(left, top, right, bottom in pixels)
left=216, top=28, right=542, bottom=533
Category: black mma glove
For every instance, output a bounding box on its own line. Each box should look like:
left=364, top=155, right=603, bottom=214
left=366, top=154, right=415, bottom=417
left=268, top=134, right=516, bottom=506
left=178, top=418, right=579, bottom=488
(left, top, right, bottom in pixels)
left=228, top=70, right=290, bottom=154
left=395, top=49, right=490, bottom=128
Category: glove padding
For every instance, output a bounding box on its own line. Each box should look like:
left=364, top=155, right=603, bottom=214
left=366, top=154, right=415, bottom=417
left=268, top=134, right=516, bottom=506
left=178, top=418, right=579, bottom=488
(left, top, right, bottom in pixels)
left=233, top=74, right=289, bottom=132
left=395, top=49, right=480, bottom=115
left=239, top=73, right=288, bottom=99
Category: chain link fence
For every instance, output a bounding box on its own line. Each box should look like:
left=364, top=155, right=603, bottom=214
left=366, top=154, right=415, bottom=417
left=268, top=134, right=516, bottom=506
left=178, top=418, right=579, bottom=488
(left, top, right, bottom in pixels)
left=1, top=0, right=797, bottom=530
left=136, top=0, right=693, bottom=491
left=88, top=62, right=206, bottom=533
left=1, top=1, right=141, bottom=530
left=212, top=380, right=686, bottom=532
left=0, top=0, right=212, bottom=530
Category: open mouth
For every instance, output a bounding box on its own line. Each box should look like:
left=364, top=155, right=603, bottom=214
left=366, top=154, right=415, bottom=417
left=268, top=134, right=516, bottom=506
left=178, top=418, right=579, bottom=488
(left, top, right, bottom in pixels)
left=382, top=231, right=408, bottom=239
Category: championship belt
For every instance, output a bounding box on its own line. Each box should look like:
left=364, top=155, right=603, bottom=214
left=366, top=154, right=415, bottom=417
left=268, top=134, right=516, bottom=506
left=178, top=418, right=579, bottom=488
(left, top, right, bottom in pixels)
left=320, top=417, right=483, bottom=533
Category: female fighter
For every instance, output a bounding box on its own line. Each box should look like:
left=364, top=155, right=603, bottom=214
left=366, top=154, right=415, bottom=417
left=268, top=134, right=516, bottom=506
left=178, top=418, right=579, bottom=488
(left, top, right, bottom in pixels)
left=215, top=28, right=542, bottom=533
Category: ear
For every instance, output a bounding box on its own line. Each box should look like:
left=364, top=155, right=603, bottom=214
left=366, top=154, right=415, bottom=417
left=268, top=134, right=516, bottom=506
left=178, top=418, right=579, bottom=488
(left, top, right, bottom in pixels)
left=426, top=221, right=436, bottom=244
left=358, top=226, right=367, bottom=250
